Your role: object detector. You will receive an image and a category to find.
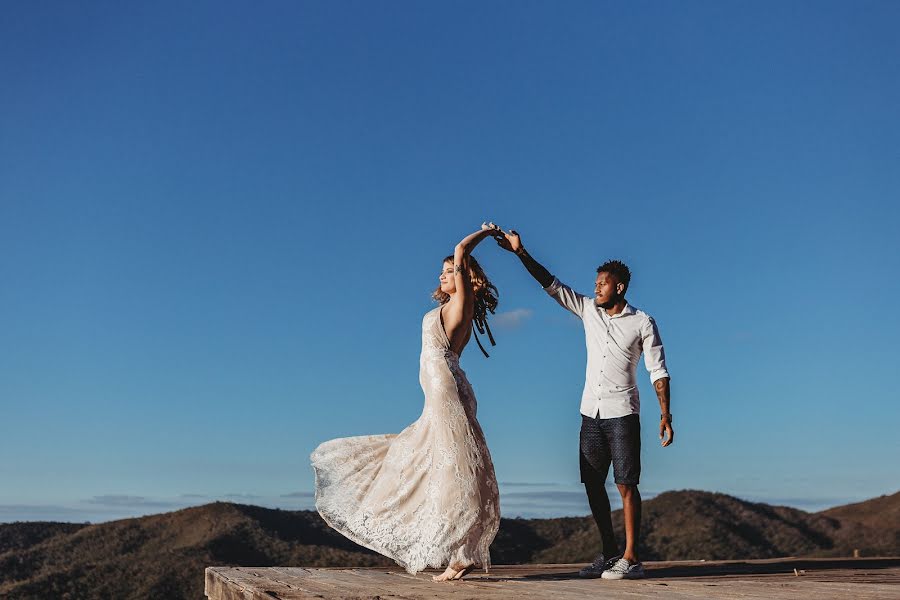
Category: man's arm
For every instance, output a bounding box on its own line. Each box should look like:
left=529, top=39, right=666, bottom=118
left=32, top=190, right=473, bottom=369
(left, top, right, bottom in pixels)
left=493, top=229, right=586, bottom=316
left=641, top=316, right=673, bottom=447
left=654, top=377, right=673, bottom=447
left=493, top=229, right=554, bottom=287
left=514, top=246, right=555, bottom=288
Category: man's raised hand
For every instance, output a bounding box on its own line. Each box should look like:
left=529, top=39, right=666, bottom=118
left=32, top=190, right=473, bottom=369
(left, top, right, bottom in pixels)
left=494, top=228, right=522, bottom=254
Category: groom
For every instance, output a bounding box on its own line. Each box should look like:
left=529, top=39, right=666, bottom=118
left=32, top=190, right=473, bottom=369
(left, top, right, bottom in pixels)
left=494, top=229, right=673, bottom=580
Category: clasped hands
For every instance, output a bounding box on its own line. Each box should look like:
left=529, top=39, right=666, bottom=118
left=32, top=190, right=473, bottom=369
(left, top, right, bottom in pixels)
left=480, top=222, right=522, bottom=254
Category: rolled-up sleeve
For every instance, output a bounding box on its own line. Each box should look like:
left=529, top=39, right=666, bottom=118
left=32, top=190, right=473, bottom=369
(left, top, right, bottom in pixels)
left=544, top=277, right=587, bottom=318
left=642, top=316, right=670, bottom=383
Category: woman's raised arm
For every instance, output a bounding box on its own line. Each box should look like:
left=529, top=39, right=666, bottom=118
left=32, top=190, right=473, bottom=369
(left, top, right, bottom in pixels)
left=450, top=223, right=500, bottom=306
left=447, top=223, right=501, bottom=321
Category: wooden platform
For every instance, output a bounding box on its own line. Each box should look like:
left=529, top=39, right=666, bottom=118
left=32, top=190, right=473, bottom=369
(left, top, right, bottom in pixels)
left=205, top=557, right=900, bottom=599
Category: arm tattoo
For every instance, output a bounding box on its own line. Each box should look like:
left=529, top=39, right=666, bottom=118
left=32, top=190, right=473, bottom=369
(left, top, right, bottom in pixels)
left=654, top=377, right=671, bottom=414
left=516, top=248, right=555, bottom=288
left=454, top=264, right=465, bottom=273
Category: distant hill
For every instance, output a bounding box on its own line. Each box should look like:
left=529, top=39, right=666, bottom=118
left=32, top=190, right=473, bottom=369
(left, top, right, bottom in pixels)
left=1, top=490, right=897, bottom=600
left=819, top=491, right=900, bottom=556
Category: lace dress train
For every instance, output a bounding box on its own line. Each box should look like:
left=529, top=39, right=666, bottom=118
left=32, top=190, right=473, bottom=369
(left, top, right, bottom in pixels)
left=310, top=306, right=500, bottom=574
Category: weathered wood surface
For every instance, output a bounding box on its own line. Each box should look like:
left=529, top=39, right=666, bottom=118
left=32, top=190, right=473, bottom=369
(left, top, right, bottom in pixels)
left=206, top=557, right=900, bottom=600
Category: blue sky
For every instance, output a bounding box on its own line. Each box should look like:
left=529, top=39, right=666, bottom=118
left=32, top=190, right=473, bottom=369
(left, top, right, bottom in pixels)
left=1, top=1, right=899, bottom=523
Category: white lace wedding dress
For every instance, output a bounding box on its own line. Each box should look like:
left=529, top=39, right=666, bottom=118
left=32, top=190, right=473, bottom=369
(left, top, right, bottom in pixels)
left=310, top=305, right=500, bottom=574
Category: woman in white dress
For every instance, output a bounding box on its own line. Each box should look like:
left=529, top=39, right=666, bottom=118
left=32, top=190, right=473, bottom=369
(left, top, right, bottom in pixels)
left=310, top=223, right=502, bottom=581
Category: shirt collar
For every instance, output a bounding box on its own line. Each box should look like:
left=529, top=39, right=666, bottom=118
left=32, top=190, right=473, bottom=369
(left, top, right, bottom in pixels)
left=599, top=302, right=635, bottom=319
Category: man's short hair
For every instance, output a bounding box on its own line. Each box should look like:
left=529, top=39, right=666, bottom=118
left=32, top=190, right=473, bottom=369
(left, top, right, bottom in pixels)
left=597, top=260, right=631, bottom=293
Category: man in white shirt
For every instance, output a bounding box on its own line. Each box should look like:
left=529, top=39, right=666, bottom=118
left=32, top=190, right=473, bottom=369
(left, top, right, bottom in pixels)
left=494, top=229, right=673, bottom=581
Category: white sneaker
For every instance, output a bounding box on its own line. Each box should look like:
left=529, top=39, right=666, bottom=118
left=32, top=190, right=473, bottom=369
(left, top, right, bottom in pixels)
left=578, top=553, right=620, bottom=578
left=601, top=557, right=645, bottom=580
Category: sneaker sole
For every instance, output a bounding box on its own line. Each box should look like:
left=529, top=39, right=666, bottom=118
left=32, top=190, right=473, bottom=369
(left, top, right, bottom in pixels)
left=578, top=572, right=604, bottom=579
left=601, top=572, right=645, bottom=580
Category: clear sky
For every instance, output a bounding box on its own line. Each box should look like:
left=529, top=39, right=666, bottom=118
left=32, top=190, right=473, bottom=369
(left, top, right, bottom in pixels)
left=2, top=1, right=899, bottom=523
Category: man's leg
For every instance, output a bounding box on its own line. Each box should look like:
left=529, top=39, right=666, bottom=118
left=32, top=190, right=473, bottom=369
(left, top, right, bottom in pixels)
left=585, top=475, right=619, bottom=557
left=609, top=414, right=642, bottom=565
left=580, top=415, right=618, bottom=558
left=616, top=483, right=641, bottom=563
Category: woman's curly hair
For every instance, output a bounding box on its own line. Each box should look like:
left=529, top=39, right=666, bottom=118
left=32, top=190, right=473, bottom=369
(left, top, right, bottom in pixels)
left=432, top=254, right=499, bottom=353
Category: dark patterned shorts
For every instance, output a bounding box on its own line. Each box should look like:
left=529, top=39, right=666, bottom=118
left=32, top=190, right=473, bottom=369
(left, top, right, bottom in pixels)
left=580, top=413, right=641, bottom=486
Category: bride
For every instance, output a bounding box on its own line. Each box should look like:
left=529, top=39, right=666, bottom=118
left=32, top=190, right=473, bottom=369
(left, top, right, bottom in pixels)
left=310, top=223, right=502, bottom=581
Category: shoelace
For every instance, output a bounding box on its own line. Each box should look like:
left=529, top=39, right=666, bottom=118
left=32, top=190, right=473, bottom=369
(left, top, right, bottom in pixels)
left=608, top=558, right=632, bottom=573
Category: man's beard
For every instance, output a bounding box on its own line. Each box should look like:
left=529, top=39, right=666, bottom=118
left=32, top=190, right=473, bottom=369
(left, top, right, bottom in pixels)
left=597, top=294, right=623, bottom=310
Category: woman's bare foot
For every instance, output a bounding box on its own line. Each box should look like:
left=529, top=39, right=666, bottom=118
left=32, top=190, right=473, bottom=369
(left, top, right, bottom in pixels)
left=432, top=565, right=459, bottom=582
left=451, top=564, right=475, bottom=580
left=432, top=563, right=474, bottom=582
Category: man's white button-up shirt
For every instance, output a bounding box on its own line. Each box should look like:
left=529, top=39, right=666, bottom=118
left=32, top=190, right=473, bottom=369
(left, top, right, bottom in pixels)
left=545, top=277, right=670, bottom=419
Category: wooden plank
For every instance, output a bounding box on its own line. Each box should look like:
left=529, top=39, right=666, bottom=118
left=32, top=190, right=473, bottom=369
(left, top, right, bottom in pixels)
left=206, top=559, right=900, bottom=600
left=206, top=567, right=312, bottom=600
